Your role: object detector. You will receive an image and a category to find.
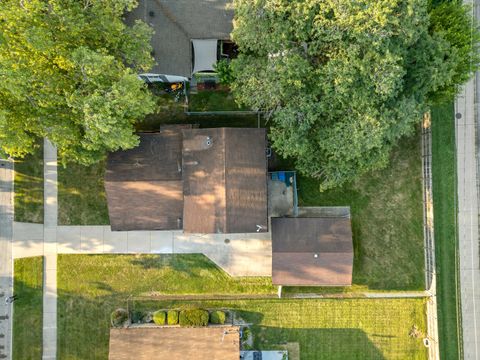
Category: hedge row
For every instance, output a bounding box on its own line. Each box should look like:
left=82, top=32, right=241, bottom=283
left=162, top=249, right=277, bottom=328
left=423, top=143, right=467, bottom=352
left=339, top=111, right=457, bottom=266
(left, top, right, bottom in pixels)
left=112, top=308, right=227, bottom=327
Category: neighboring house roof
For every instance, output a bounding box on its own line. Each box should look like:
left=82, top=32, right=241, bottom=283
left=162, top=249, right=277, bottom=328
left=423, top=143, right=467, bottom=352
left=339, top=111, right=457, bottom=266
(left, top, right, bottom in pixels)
left=271, top=217, right=354, bottom=286
left=182, top=128, right=268, bottom=234
left=109, top=326, right=240, bottom=360
left=125, top=0, right=233, bottom=77
left=105, top=129, right=187, bottom=231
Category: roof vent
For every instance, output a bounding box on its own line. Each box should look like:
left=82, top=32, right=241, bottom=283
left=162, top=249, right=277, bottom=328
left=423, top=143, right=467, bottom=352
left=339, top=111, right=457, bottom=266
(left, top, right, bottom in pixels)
left=313, top=253, right=319, bottom=259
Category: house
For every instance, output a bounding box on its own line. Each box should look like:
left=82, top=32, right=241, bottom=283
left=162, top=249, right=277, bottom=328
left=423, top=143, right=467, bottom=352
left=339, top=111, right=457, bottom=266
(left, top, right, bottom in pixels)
left=271, top=215, right=354, bottom=286
left=108, top=326, right=240, bottom=360
left=105, top=127, right=268, bottom=233
left=125, top=0, right=234, bottom=78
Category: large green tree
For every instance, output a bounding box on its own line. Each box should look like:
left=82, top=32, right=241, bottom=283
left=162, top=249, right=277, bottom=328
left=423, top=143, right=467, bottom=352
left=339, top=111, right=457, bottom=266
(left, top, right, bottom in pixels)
left=0, top=0, right=156, bottom=164
left=230, top=0, right=479, bottom=190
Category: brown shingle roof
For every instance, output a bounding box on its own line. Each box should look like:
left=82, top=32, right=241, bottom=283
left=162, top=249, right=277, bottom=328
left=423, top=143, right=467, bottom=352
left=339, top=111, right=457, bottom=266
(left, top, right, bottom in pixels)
left=105, top=130, right=186, bottom=231
left=182, top=128, right=268, bottom=233
left=271, top=217, right=353, bottom=286
left=108, top=327, right=240, bottom=360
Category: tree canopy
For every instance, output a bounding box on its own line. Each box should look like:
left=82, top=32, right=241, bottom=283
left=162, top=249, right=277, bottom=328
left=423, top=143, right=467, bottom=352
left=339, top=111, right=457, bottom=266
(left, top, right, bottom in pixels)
left=230, top=0, right=479, bottom=190
left=0, top=0, right=156, bottom=164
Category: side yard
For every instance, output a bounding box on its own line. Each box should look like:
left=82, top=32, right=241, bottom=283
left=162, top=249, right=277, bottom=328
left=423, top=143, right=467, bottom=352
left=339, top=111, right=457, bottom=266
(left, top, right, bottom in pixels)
left=13, top=144, right=43, bottom=223
left=293, top=131, right=424, bottom=291
left=56, top=254, right=427, bottom=360
left=431, top=102, right=461, bottom=360
left=12, top=256, right=43, bottom=360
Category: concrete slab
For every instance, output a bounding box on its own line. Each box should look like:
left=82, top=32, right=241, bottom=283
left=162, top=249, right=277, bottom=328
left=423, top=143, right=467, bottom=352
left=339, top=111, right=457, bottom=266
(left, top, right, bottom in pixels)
left=57, top=226, right=81, bottom=253
left=150, top=231, right=174, bottom=253
left=103, top=228, right=128, bottom=253
left=127, top=231, right=151, bottom=253
left=80, top=226, right=105, bottom=253
left=13, top=222, right=44, bottom=240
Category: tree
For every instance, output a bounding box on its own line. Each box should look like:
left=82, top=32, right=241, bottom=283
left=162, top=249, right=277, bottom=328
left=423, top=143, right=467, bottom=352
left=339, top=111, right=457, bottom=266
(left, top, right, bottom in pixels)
left=0, top=0, right=156, bottom=164
left=230, top=0, right=479, bottom=190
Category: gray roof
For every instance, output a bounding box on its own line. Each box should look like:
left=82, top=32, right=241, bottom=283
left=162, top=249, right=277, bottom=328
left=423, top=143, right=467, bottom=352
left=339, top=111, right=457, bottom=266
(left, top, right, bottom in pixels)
left=125, top=0, right=233, bottom=77
left=271, top=217, right=354, bottom=286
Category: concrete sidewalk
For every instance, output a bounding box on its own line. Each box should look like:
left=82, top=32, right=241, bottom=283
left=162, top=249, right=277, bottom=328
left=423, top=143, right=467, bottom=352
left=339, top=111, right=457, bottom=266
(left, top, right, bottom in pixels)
left=456, top=78, right=480, bottom=359
left=42, top=139, right=57, bottom=360
left=0, top=157, right=13, bottom=360
left=12, top=223, right=272, bottom=276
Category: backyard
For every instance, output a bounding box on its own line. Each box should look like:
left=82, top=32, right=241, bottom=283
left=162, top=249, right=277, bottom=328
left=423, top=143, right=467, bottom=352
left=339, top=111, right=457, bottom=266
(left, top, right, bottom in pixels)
left=431, top=102, right=461, bottom=360
left=57, top=254, right=427, bottom=360
left=12, top=256, right=43, bottom=360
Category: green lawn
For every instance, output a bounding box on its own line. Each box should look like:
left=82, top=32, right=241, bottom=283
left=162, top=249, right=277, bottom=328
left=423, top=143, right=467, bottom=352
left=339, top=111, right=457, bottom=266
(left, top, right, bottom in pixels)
left=137, top=298, right=427, bottom=360
left=57, top=160, right=109, bottom=225
left=12, top=256, right=43, bottom=360
left=57, top=254, right=275, bottom=359
left=188, top=90, right=248, bottom=112
left=57, top=254, right=427, bottom=359
left=293, top=132, right=424, bottom=291
left=431, top=103, right=461, bottom=360
left=14, top=144, right=43, bottom=223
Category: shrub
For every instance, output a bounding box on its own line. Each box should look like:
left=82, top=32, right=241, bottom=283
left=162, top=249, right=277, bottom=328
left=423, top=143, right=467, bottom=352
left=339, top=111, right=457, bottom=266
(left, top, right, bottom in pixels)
left=143, top=311, right=153, bottom=323
left=110, top=308, right=128, bottom=328
left=209, top=310, right=226, bottom=325
left=153, top=310, right=166, bottom=325
left=167, top=310, right=179, bottom=325
left=131, top=310, right=146, bottom=324
left=179, top=308, right=209, bottom=327
left=214, top=59, right=235, bottom=85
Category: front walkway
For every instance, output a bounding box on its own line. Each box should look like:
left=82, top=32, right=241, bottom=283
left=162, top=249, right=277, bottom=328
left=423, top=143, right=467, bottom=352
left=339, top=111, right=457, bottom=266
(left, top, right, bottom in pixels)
left=13, top=224, right=272, bottom=276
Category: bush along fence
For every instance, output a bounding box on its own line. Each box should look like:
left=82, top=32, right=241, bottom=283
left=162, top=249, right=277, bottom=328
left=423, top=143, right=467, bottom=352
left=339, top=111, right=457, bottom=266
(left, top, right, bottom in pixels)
left=110, top=307, right=230, bottom=328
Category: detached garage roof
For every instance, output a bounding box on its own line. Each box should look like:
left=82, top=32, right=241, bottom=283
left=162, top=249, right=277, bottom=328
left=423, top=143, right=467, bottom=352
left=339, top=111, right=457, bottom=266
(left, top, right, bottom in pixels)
left=109, top=327, right=240, bottom=360
left=271, top=217, right=353, bottom=286
left=105, top=129, right=188, bottom=231
left=182, top=128, right=268, bottom=234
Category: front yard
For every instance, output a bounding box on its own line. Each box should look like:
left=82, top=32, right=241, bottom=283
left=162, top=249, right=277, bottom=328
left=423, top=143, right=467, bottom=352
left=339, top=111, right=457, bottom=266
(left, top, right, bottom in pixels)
left=12, top=256, right=43, bottom=360
left=13, top=143, right=43, bottom=223
left=57, top=159, right=109, bottom=225
left=57, top=254, right=427, bottom=360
